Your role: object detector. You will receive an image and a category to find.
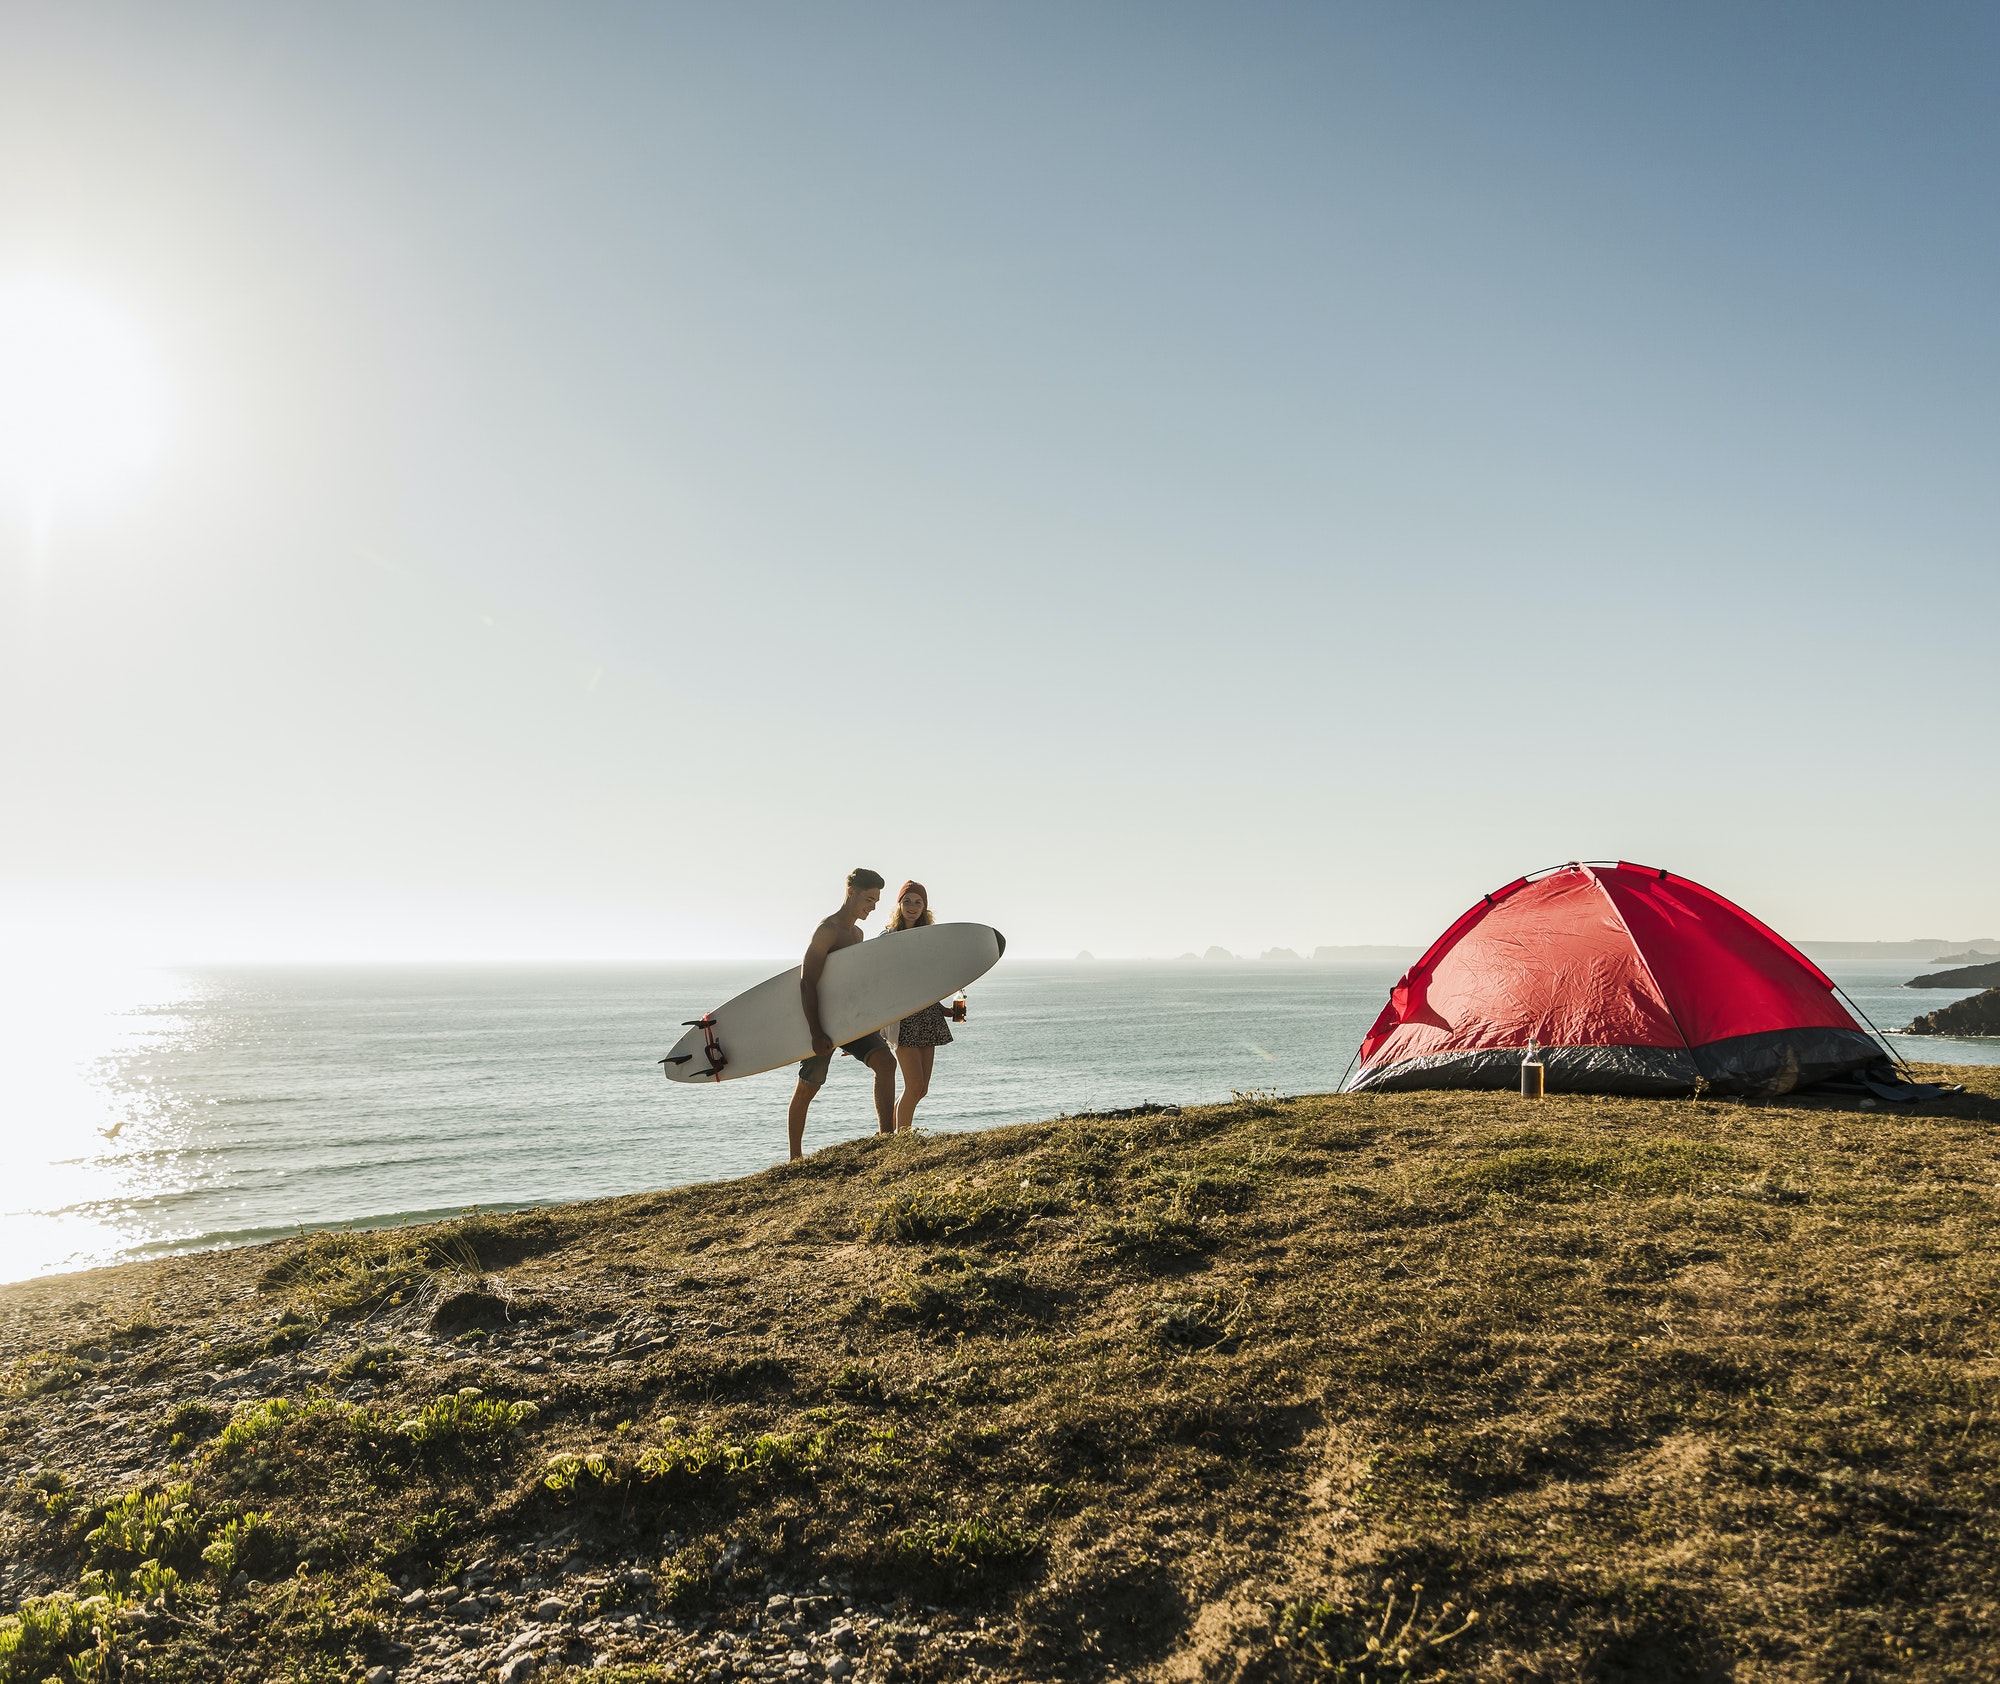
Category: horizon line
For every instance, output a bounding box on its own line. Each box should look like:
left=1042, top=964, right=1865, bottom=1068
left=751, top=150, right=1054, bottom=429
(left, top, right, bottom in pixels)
left=64, top=935, right=2000, bottom=970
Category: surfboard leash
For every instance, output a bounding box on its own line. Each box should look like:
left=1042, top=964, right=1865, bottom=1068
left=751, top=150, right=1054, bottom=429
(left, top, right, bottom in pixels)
left=691, top=1015, right=728, bottom=1080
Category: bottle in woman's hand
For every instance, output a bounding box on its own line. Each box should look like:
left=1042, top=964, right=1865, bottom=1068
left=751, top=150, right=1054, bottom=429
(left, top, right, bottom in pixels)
left=948, top=995, right=968, bottom=1023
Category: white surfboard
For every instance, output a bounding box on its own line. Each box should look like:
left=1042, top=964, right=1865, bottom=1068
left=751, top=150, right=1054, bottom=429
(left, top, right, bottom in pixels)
left=661, top=922, right=1006, bottom=1084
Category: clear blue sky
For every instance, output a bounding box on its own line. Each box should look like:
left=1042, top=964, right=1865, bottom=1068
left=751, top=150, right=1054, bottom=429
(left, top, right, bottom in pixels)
left=1, top=3, right=1995, bottom=961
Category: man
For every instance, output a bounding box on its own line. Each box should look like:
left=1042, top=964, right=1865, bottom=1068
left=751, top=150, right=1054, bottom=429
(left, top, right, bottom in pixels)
left=788, top=867, right=898, bottom=1160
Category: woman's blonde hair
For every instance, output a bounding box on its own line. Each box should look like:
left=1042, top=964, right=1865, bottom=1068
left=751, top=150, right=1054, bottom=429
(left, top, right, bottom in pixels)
left=885, top=880, right=934, bottom=931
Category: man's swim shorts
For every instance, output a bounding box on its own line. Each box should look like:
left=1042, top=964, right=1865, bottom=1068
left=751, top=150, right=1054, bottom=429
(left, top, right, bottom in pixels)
left=798, top=1030, right=889, bottom=1087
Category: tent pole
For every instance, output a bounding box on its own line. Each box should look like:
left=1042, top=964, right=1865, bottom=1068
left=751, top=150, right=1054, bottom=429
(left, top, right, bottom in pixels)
left=1833, top=982, right=1918, bottom=1079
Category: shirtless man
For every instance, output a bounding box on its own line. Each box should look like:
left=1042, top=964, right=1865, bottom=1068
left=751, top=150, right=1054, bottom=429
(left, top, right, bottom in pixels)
left=788, top=867, right=898, bottom=1160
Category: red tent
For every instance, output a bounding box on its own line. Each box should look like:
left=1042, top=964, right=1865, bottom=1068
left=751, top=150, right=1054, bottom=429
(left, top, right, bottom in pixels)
left=1344, top=862, right=1881, bottom=1098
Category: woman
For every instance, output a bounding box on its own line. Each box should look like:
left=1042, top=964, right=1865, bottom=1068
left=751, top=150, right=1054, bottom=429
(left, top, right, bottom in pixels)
left=883, top=880, right=958, bottom=1131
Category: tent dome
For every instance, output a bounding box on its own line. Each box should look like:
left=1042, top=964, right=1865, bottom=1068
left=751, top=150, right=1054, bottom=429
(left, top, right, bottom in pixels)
left=1344, top=862, right=1880, bottom=1098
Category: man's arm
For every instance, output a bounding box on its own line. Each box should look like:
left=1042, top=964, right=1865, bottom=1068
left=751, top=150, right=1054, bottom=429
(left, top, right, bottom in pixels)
left=800, top=925, right=835, bottom=1057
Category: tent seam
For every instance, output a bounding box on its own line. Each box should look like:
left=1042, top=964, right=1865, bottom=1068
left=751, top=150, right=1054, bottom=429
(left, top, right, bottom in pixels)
left=1585, top=865, right=1701, bottom=1070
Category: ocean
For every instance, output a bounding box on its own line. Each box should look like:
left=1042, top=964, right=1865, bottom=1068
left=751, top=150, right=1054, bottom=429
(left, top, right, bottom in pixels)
left=2, top=959, right=1990, bottom=1285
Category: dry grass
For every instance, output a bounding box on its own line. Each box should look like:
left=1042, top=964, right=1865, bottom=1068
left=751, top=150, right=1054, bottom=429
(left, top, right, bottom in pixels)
left=3, top=1066, right=1999, bottom=1682
left=255, top=1210, right=563, bottom=1320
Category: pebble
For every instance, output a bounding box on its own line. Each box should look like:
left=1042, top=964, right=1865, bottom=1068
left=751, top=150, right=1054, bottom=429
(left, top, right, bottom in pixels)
left=498, top=1626, right=544, bottom=1661
left=498, top=1657, right=538, bottom=1683
left=366, top=1669, right=395, bottom=1684
left=826, top=1659, right=853, bottom=1680
left=532, top=1596, right=565, bottom=1621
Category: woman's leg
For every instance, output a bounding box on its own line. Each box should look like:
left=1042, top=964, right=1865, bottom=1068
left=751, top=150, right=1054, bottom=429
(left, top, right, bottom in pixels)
left=895, top=1044, right=933, bottom=1131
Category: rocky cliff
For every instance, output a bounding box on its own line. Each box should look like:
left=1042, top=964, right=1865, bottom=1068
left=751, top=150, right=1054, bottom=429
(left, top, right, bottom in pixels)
left=1905, top=989, right=2000, bottom=1036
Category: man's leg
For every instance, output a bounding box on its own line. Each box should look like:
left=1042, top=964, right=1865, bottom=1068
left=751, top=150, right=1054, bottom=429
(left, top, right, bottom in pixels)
left=788, top=1082, right=818, bottom=1160
left=866, top=1046, right=897, bottom=1135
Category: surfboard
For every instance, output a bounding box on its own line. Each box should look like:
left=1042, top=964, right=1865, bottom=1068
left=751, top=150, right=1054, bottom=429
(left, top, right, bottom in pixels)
left=660, top=922, right=1006, bottom=1084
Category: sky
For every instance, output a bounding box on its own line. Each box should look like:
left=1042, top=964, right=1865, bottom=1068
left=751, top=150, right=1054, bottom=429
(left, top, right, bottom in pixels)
left=1, top=2, right=1996, bottom=963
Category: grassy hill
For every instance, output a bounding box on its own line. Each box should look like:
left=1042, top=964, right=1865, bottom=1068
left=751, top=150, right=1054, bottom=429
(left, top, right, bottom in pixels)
left=5, top=1067, right=2000, bottom=1683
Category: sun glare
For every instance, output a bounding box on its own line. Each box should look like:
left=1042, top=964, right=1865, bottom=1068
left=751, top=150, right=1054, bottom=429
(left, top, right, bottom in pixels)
left=0, top=276, right=168, bottom=550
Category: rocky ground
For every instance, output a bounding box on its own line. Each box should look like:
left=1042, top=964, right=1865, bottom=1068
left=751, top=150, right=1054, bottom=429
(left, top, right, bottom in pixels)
left=5, top=1069, right=2000, bottom=1682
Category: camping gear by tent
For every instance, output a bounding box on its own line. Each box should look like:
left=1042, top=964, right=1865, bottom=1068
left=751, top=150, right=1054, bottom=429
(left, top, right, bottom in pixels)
left=1343, top=862, right=1883, bottom=1098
